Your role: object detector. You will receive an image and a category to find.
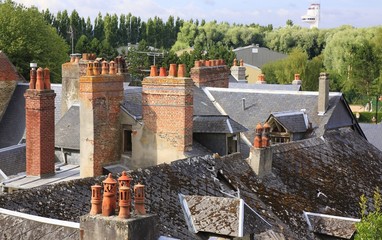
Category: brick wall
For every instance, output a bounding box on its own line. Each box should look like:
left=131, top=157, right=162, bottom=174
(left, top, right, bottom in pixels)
left=142, top=74, right=194, bottom=152
left=79, top=62, right=124, bottom=177
left=24, top=89, right=56, bottom=176
left=190, top=60, right=230, bottom=88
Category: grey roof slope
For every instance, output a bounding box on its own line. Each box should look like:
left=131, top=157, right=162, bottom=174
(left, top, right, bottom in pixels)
left=359, top=123, right=382, bottom=151
left=122, top=86, right=221, bottom=119
left=229, top=82, right=302, bottom=91
left=268, top=111, right=308, bottom=133
left=233, top=45, right=287, bottom=68
left=0, top=129, right=381, bottom=239
left=55, top=105, right=80, bottom=150
left=193, top=115, right=247, bottom=133
left=51, top=84, right=62, bottom=124
left=0, top=83, right=28, bottom=148
left=205, top=88, right=358, bottom=151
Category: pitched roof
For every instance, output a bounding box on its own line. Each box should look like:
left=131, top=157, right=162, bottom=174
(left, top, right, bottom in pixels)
left=267, top=111, right=308, bottom=133
left=193, top=115, right=247, bottom=134
left=55, top=105, right=79, bottom=150
left=204, top=87, right=362, bottom=153
left=0, top=51, right=24, bottom=82
left=359, top=123, right=382, bottom=151
left=232, top=45, right=287, bottom=68
left=229, top=82, right=302, bottom=91
left=0, top=129, right=381, bottom=239
left=0, top=83, right=28, bottom=148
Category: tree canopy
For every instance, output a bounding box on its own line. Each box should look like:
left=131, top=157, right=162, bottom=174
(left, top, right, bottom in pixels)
left=0, top=0, right=69, bottom=82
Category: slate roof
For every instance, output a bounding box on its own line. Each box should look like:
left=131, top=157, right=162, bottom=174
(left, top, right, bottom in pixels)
left=229, top=82, right=302, bottom=91
left=51, top=84, right=62, bottom=124
left=193, top=115, right=247, bottom=134
left=122, top=86, right=221, bottom=119
left=204, top=87, right=363, bottom=156
left=1, top=128, right=380, bottom=239
left=0, top=83, right=28, bottom=148
left=180, top=195, right=260, bottom=237
left=359, top=123, right=382, bottom=151
left=55, top=105, right=80, bottom=150
left=267, top=111, right=308, bottom=133
left=304, top=212, right=358, bottom=239
left=232, top=45, right=287, bottom=68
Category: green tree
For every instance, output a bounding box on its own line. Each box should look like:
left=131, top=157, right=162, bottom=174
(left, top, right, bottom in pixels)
left=356, top=187, right=382, bottom=239
left=75, top=34, right=90, bottom=53
left=0, top=0, right=69, bottom=82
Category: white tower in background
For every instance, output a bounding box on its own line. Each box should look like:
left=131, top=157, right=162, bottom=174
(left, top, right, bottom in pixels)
left=301, top=3, right=320, bottom=29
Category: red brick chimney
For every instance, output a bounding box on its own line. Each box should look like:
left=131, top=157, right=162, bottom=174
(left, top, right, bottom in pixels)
left=24, top=67, right=56, bottom=176
left=142, top=64, right=194, bottom=152
left=79, top=61, right=124, bottom=177
left=190, top=59, right=230, bottom=88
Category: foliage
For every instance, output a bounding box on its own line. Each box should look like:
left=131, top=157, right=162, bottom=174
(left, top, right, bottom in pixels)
left=356, top=187, right=382, bottom=239
left=262, top=48, right=323, bottom=90
left=0, top=0, right=69, bottom=82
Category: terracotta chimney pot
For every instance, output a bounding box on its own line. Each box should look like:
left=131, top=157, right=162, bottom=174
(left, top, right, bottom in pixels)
left=101, top=61, right=109, bottom=75
left=82, top=53, right=88, bottom=61
left=118, top=171, right=132, bottom=188
left=93, top=61, right=100, bottom=75
left=240, top=59, right=244, bottom=67
left=109, top=61, right=116, bottom=75
left=86, top=62, right=94, bottom=76
left=177, top=64, right=186, bottom=77
left=168, top=64, right=177, bottom=77
left=254, top=123, right=263, bottom=148
left=90, top=185, right=102, bottom=215
left=134, top=182, right=146, bottom=215
left=194, top=60, right=201, bottom=68
left=102, top=173, right=117, bottom=216
left=159, top=67, right=167, bottom=76
left=35, top=67, right=44, bottom=90
left=70, top=56, right=75, bottom=63
left=43, top=68, right=51, bottom=90
left=295, top=74, right=300, bottom=80
left=75, top=56, right=80, bottom=63
left=29, top=68, right=36, bottom=90
left=150, top=65, right=158, bottom=77
left=118, top=185, right=131, bottom=219
left=205, top=60, right=211, bottom=67
left=233, top=59, right=237, bottom=66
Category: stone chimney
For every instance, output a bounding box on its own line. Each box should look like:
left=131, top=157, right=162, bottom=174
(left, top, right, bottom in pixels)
left=256, top=74, right=266, bottom=84
left=190, top=59, right=230, bottom=88
left=230, top=59, right=247, bottom=82
left=61, top=53, right=92, bottom=117
left=318, top=73, right=329, bottom=115
left=246, top=123, right=272, bottom=178
left=24, top=67, right=56, bottom=176
left=142, top=64, right=194, bottom=152
left=292, top=73, right=302, bottom=85
left=79, top=61, right=124, bottom=177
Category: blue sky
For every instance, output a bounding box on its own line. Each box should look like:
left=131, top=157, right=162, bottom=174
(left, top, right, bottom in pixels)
left=12, top=0, right=382, bottom=28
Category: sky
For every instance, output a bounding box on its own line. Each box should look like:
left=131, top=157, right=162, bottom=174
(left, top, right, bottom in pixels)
left=11, top=0, right=382, bottom=29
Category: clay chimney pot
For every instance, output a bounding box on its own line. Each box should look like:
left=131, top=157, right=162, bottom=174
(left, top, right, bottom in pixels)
left=29, top=68, right=36, bottom=89
left=43, top=68, right=51, bottom=90
left=134, top=182, right=146, bottom=215
left=118, top=185, right=131, bottom=219
left=159, top=67, right=167, bottom=76
left=168, top=64, right=177, bottom=77
left=102, top=173, right=117, bottom=216
left=177, top=64, right=186, bottom=77
left=150, top=65, right=158, bottom=77
left=118, top=171, right=132, bottom=188
left=35, top=67, right=44, bottom=90
left=90, top=185, right=102, bottom=215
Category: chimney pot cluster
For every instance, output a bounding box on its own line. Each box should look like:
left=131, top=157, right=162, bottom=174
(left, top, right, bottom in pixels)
left=29, top=67, right=51, bottom=90
left=257, top=74, right=266, bottom=84
left=254, top=123, right=270, bottom=148
left=193, top=59, right=226, bottom=68
left=85, top=61, right=117, bottom=76
left=149, top=64, right=188, bottom=78
left=90, top=172, right=146, bottom=219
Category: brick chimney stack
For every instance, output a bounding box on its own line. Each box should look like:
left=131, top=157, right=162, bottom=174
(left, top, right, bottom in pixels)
left=24, top=67, right=56, bottom=176
left=318, top=72, right=329, bottom=115
left=142, top=64, right=194, bottom=152
left=190, top=59, right=230, bottom=88
left=79, top=61, right=124, bottom=177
